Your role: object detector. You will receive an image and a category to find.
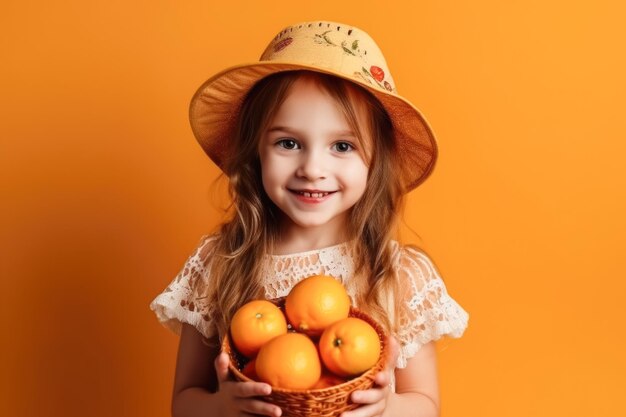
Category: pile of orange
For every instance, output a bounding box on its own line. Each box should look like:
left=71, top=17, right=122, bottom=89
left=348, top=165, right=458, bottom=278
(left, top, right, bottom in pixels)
left=229, top=274, right=382, bottom=390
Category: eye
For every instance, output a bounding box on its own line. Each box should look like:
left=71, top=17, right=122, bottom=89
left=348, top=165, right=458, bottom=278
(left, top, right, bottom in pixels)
left=333, top=141, right=355, bottom=153
left=276, top=139, right=300, bottom=150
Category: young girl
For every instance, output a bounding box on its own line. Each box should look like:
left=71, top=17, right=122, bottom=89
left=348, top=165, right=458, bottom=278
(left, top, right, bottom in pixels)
left=150, top=20, right=469, bottom=417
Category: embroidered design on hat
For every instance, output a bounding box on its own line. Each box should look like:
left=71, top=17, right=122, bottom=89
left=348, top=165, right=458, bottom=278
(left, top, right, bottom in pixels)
left=360, top=65, right=394, bottom=92
left=273, top=37, right=293, bottom=53
left=313, top=29, right=367, bottom=59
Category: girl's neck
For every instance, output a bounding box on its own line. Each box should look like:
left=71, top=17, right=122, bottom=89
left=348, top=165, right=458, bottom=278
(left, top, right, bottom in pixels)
left=272, top=220, right=350, bottom=256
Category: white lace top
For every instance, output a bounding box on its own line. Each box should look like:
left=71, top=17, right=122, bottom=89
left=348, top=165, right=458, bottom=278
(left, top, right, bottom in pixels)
left=150, top=235, right=469, bottom=369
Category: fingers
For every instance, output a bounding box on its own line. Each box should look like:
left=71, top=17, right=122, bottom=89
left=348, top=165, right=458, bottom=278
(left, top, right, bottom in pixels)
left=215, top=351, right=273, bottom=395
left=373, top=370, right=390, bottom=388
left=239, top=398, right=282, bottom=417
left=233, top=381, right=272, bottom=398
left=340, top=338, right=399, bottom=417
left=214, top=352, right=230, bottom=383
left=385, top=336, right=400, bottom=370
left=342, top=382, right=390, bottom=417
left=350, top=385, right=387, bottom=404
left=213, top=352, right=280, bottom=416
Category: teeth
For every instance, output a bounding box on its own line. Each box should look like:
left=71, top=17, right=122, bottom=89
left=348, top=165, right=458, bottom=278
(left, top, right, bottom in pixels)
left=298, top=191, right=330, bottom=198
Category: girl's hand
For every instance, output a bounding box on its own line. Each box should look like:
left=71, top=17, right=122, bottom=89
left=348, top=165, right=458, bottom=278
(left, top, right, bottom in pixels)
left=340, top=336, right=400, bottom=417
left=214, top=351, right=282, bottom=417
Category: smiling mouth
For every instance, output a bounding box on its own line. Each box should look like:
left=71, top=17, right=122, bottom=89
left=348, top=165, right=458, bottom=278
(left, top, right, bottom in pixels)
left=288, top=189, right=337, bottom=198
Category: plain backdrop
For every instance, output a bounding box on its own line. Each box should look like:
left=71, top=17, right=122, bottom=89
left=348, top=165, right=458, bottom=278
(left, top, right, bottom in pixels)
left=2, top=1, right=625, bottom=416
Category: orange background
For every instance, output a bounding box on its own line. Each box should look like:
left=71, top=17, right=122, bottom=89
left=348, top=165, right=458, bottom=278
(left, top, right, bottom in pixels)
left=2, top=1, right=625, bottom=416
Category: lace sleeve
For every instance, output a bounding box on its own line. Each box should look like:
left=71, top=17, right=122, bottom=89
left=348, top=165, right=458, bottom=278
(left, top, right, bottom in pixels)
left=149, top=234, right=216, bottom=339
left=394, top=245, right=469, bottom=368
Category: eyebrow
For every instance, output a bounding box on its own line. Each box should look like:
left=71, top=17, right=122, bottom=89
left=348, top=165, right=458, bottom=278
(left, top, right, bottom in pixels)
left=267, top=125, right=356, bottom=137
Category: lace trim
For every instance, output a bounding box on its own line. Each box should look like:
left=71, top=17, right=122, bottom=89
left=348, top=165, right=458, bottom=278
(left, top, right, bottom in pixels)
left=149, top=235, right=216, bottom=339
left=149, top=236, right=469, bottom=368
left=267, top=241, right=353, bottom=258
left=262, top=241, right=357, bottom=301
left=393, top=246, right=469, bottom=368
left=396, top=295, right=469, bottom=368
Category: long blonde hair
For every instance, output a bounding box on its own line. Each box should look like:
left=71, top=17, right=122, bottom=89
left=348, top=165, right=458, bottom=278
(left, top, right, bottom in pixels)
left=203, top=70, right=406, bottom=344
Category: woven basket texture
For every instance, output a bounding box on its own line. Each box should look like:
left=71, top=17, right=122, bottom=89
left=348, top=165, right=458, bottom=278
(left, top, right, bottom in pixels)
left=222, top=298, right=388, bottom=417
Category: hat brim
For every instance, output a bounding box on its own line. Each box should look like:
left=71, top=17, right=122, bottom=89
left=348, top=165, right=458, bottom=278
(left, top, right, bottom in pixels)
left=189, top=61, right=438, bottom=192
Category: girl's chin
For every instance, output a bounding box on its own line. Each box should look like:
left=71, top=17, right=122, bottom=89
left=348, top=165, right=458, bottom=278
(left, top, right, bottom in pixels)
left=284, top=214, right=349, bottom=232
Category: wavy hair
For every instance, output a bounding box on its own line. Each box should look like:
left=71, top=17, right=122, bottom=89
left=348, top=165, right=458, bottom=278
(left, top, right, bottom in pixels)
left=202, top=70, right=406, bottom=345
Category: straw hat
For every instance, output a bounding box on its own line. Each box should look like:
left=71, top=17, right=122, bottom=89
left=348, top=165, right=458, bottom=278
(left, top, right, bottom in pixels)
left=189, top=20, right=438, bottom=192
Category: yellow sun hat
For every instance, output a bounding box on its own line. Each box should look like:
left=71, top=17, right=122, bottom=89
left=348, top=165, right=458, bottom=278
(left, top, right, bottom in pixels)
left=189, top=20, right=438, bottom=193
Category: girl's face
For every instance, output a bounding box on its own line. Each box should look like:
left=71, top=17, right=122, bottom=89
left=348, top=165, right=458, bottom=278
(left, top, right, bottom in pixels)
left=258, top=76, right=370, bottom=238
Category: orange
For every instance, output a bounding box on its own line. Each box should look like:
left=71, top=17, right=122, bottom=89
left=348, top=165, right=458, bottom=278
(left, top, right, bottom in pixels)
left=285, top=275, right=351, bottom=336
left=230, top=300, right=288, bottom=358
left=242, top=358, right=258, bottom=381
left=312, top=371, right=349, bottom=389
left=318, top=317, right=381, bottom=377
left=255, top=332, right=322, bottom=390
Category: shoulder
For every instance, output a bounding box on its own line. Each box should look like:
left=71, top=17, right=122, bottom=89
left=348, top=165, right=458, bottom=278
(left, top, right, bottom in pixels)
left=388, top=241, right=470, bottom=367
left=194, top=233, right=219, bottom=259
left=387, top=241, right=445, bottom=306
left=389, top=240, right=441, bottom=280
left=149, top=233, right=221, bottom=339
left=181, top=234, right=220, bottom=272
left=158, top=233, right=221, bottom=301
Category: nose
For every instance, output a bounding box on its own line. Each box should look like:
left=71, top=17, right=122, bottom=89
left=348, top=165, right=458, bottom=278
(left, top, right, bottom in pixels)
left=295, top=149, right=327, bottom=180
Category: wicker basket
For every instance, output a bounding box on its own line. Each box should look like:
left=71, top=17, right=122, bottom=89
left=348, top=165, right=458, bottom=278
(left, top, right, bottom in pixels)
left=222, top=298, right=388, bottom=417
